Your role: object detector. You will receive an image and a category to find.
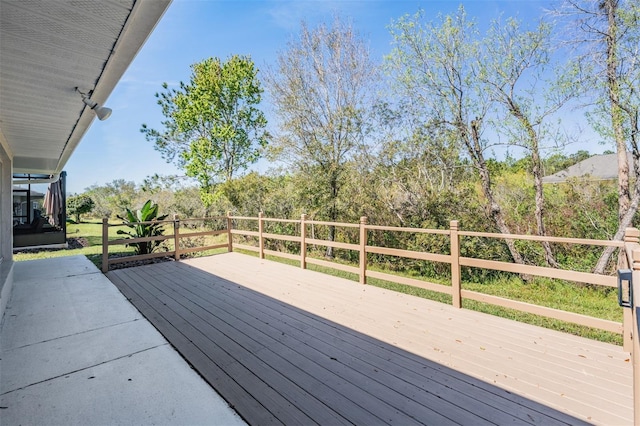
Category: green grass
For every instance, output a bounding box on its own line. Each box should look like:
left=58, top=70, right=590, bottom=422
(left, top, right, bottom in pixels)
left=14, top=221, right=135, bottom=268
left=14, top=221, right=230, bottom=269
left=16, top=225, right=623, bottom=346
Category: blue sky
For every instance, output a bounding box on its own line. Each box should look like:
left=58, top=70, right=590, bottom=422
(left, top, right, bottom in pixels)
left=64, top=0, right=595, bottom=194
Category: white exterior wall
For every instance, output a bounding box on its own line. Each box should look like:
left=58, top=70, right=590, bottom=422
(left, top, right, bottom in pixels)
left=0, top=135, right=14, bottom=323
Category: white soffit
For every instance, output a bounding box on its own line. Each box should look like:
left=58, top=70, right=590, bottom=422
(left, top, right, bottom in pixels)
left=0, top=0, right=171, bottom=174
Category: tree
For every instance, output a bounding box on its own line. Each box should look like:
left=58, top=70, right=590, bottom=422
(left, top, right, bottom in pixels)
left=85, top=179, right=138, bottom=219
left=141, top=55, right=269, bottom=206
left=478, top=17, right=577, bottom=267
left=386, top=7, right=527, bottom=265
left=140, top=173, right=212, bottom=219
left=558, top=0, right=640, bottom=272
left=66, top=194, right=94, bottom=223
left=265, top=16, right=378, bottom=257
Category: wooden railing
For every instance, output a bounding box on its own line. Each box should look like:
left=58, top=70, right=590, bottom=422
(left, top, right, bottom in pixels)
left=101, top=215, right=230, bottom=272
left=102, top=213, right=627, bottom=342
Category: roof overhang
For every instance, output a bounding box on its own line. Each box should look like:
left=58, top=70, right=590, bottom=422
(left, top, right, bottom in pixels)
left=0, top=0, right=172, bottom=176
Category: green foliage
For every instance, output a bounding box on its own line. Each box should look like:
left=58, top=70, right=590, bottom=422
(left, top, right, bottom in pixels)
left=116, top=200, right=169, bottom=255
left=66, top=194, right=94, bottom=223
left=265, top=16, right=377, bottom=229
left=85, top=179, right=137, bottom=219
left=141, top=55, right=269, bottom=206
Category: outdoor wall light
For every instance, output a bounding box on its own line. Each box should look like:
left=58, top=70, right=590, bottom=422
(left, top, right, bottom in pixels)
left=75, top=87, right=112, bottom=121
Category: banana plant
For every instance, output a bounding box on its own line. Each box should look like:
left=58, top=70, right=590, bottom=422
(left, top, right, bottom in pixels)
left=116, top=200, right=169, bottom=255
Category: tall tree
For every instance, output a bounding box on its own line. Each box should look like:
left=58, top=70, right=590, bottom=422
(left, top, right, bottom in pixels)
left=141, top=55, right=269, bottom=206
left=386, top=7, right=526, bottom=265
left=265, top=16, right=377, bottom=257
left=558, top=0, right=640, bottom=272
left=478, top=17, right=576, bottom=267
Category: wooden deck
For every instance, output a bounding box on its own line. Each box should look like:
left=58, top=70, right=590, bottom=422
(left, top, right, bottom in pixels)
left=106, top=252, right=633, bottom=425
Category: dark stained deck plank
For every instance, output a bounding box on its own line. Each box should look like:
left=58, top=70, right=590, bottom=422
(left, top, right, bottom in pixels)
left=107, top=253, right=631, bottom=425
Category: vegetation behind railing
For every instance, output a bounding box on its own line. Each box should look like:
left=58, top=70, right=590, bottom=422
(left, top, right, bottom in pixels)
left=102, top=213, right=628, bottom=346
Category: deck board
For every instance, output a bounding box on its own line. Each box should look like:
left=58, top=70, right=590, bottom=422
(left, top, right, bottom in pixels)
left=107, top=252, right=632, bottom=425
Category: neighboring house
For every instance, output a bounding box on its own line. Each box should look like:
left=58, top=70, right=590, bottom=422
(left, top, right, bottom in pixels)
left=542, top=152, right=633, bottom=183
left=0, top=0, right=172, bottom=318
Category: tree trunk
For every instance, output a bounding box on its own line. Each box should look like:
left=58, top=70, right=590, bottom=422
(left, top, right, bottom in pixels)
left=508, top=100, right=559, bottom=267
left=593, top=181, right=640, bottom=274
left=603, top=0, right=629, bottom=222
left=469, top=120, right=525, bottom=265
left=325, top=173, right=338, bottom=258
left=595, top=0, right=631, bottom=272
left=594, top=146, right=640, bottom=274
left=531, top=146, right=558, bottom=267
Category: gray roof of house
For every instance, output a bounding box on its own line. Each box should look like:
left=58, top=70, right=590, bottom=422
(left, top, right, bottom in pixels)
left=542, top=153, right=632, bottom=183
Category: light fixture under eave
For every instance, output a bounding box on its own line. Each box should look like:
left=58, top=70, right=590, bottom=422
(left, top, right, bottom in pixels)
left=75, top=87, right=112, bottom=121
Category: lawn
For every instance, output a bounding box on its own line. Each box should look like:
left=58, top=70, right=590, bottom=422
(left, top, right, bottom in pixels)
left=13, top=221, right=135, bottom=268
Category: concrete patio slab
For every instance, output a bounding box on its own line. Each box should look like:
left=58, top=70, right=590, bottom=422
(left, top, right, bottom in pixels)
left=1, top=272, right=142, bottom=349
left=1, top=319, right=166, bottom=393
left=0, top=255, right=245, bottom=425
left=10, top=255, right=97, bottom=280
left=2, top=344, right=243, bottom=426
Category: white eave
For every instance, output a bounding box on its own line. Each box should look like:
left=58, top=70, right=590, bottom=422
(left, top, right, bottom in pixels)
left=0, top=0, right=172, bottom=175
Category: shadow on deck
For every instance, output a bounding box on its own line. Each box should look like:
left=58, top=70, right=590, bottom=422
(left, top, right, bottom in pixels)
left=107, top=252, right=631, bottom=425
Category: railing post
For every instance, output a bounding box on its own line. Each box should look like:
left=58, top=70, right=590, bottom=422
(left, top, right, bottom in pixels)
left=624, top=227, right=639, bottom=351
left=226, top=211, right=233, bottom=252
left=359, top=216, right=368, bottom=284
left=173, top=214, right=180, bottom=261
left=258, top=211, right=265, bottom=259
left=450, top=220, right=461, bottom=308
left=630, top=246, right=640, bottom=425
left=300, top=214, right=307, bottom=269
left=102, top=217, right=109, bottom=273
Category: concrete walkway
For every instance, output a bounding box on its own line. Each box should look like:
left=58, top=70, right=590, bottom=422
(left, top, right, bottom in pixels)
left=0, top=256, right=245, bottom=425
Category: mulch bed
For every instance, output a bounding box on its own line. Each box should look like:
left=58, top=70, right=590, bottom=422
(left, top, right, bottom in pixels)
left=106, top=253, right=175, bottom=270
